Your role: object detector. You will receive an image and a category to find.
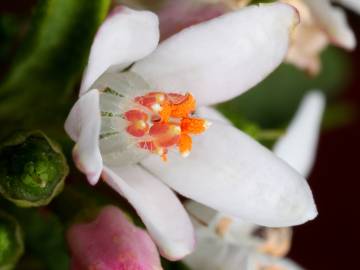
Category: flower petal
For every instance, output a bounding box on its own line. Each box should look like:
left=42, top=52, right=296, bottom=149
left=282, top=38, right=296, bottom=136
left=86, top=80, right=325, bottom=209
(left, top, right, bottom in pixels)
left=184, top=230, right=243, bottom=270
left=64, top=89, right=102, bottom=185
left=335, top=0, right=360, bottom=14
left=132, top=3, right=299, bottom=106
left=67, top=205, right=162, bottom=270
left=273, top=91, right=325, bottom=177
left=141, top=123, right=317, bottom=227
left=185, top=200, right=218, bottom=225
left=101, top=165, right=194, bottom=260
left=197, top=106, right=232, bottom=125
left=248, top=253, right=303, bottom=270
left=80, top=7, right=160, bottom=95
left=303, top=0, right=356, bottom=49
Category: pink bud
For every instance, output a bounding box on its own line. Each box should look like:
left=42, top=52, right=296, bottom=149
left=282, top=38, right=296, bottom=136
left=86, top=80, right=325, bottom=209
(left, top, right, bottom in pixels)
left=67, top=205, right=163, bottom=270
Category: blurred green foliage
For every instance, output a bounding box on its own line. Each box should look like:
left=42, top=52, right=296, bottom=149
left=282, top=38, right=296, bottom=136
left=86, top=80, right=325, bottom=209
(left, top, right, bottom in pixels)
left=0, top=15, right=23, bottom=68
left=0, top=211, right=24, bottom=270
left=251, top=0, right=277, bottom=4
left=218, top=47, right=351, bottom=130
left=2, top=200, right=69, bottom=270
left=0, top=0, right=111, bottom=268
left=0, top=0, right=110, bottom=140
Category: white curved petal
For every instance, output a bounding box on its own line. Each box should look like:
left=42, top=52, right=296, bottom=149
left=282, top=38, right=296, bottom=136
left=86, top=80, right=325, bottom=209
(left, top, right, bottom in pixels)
left=141, top=123, right=317, bottom=227
left=248, top=253, right=304, bottom=270
left=184, top=231, right=252, bottom=270
left=64, top=89, right=102, bottom=185
left=132, top=3, right=299, bottom=106
left=273, top=91, right=325, bottom=177
left=187, top=206, right=257, bottom=249
left=186, top=200, right=218, bottom=226
left=185, top=231, right=302, bottom=270
left=304, top=0, right=356, bottom=49
left=101, top=165, right=194, bottom=260
left=80, top=7, right=160, bottom=95
left=197, top=106, right=232, bottom=125
left=334, top=0, right=360, bottom=14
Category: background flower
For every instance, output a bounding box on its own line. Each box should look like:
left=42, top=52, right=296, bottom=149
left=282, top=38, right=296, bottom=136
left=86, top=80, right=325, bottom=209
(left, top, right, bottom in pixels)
left=67, top=205, right=163, bottom=270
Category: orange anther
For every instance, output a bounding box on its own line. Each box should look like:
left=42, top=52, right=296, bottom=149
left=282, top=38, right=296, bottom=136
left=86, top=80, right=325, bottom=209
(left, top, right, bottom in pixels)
left=167, top=93, right=189, bottom=104
left=159, top=102, right=172, bottom=122
left=178, top=134, right=192, bottom=157
left=181, top=118, right=209, bottom=134
left=126, top=121, right=149, bottom=137
left=138, top=141, right=156, bottom=152
left=169, top=93, right=196, bottom=118
left=123, top=91, right=210, bottom=160
left=150, top=123, right=181, bottom=147
left=124, top=109, right=148, bottom=121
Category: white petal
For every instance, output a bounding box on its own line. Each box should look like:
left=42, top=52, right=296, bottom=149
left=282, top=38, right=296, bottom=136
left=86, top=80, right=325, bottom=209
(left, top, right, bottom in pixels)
left=141, top=123, right=317, bottom=227
left=197, top=106, right=232, bottom=125
left=64, top=89, right=102, bottom=185
left=132, top=3, right=299, bottom=106
left=101, top=165, right=194, bottom=260
left=303, top=0, right=356, bottom=49
left=184, top=231, right=254, bottom=270
left=185, top=201, right=262, bottom=248
left=186, top=200, right=218, bottom=225
left=273, top=91, right=325, bottom=177
left=80, top=7, right=160, bottom=95
left=334, top=0, right=360, bottom=14
left=186, top=232, right=303, bottom=270
left=248, top=254, right=304, bottom=270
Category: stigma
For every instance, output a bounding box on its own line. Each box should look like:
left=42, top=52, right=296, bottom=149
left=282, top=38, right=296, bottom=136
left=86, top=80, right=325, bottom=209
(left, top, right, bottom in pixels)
left=124, top=91, right=210, bottom=160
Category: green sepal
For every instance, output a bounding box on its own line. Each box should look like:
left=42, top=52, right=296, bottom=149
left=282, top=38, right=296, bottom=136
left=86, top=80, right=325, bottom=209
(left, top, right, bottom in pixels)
left=0, top=131, right=69, bottom=207
left=0, top=211, right=24, bottom=270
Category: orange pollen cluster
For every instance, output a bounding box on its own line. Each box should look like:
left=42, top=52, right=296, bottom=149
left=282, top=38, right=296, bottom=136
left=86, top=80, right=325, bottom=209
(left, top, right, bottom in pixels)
left=124, top=91, right=210, bottom=160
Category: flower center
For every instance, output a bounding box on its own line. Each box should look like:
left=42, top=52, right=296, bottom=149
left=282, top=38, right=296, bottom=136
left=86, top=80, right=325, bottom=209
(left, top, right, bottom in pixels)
left=124, top=92, right=210, bottom=160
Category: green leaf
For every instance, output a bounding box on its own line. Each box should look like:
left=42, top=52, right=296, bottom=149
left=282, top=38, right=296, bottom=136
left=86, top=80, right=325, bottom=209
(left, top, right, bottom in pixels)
left=0, top=131, right=68, bottom=207
left=0, top=0, right=111, bottom=138
left=0, top=211, right=24, bottom=270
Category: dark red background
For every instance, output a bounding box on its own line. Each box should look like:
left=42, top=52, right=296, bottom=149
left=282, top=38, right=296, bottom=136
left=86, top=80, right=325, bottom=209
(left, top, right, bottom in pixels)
left=290, top=11, right=360, bottom=270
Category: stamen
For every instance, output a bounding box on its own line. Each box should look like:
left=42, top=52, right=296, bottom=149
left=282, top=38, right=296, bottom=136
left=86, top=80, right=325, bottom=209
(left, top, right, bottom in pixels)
left=178, top=134, right=192, bottom=157
left=181, top=118, right=211, bottom=134
left=169, top=93, right=196, bottom=118
left=123, top=91, right=209, bottom=160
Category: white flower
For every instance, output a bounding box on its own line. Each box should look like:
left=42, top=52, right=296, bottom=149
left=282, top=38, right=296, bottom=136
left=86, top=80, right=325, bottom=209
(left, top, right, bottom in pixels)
left=273, top=91, right=326, bottom=177
left=184, top=91, right=325, bottom=270
left=65, top=3, right=317, bottom=260
left=285, top=0, right=357, bottom=74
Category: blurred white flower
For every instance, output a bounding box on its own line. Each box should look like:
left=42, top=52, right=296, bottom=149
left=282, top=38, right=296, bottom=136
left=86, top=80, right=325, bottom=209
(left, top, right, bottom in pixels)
left=65, top=3, right=318, bottom=260
left=285, top=0, right=356, bottom=75
left=197, top=0, right=357, bottom=74
left=184, top=91, right=325, bottom=270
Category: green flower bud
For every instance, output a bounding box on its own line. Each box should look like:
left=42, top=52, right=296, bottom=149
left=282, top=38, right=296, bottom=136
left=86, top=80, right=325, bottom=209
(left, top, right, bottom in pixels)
left=0, top=211, right=24, bottom=270
left=0, top=131, right=69, bottom=207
